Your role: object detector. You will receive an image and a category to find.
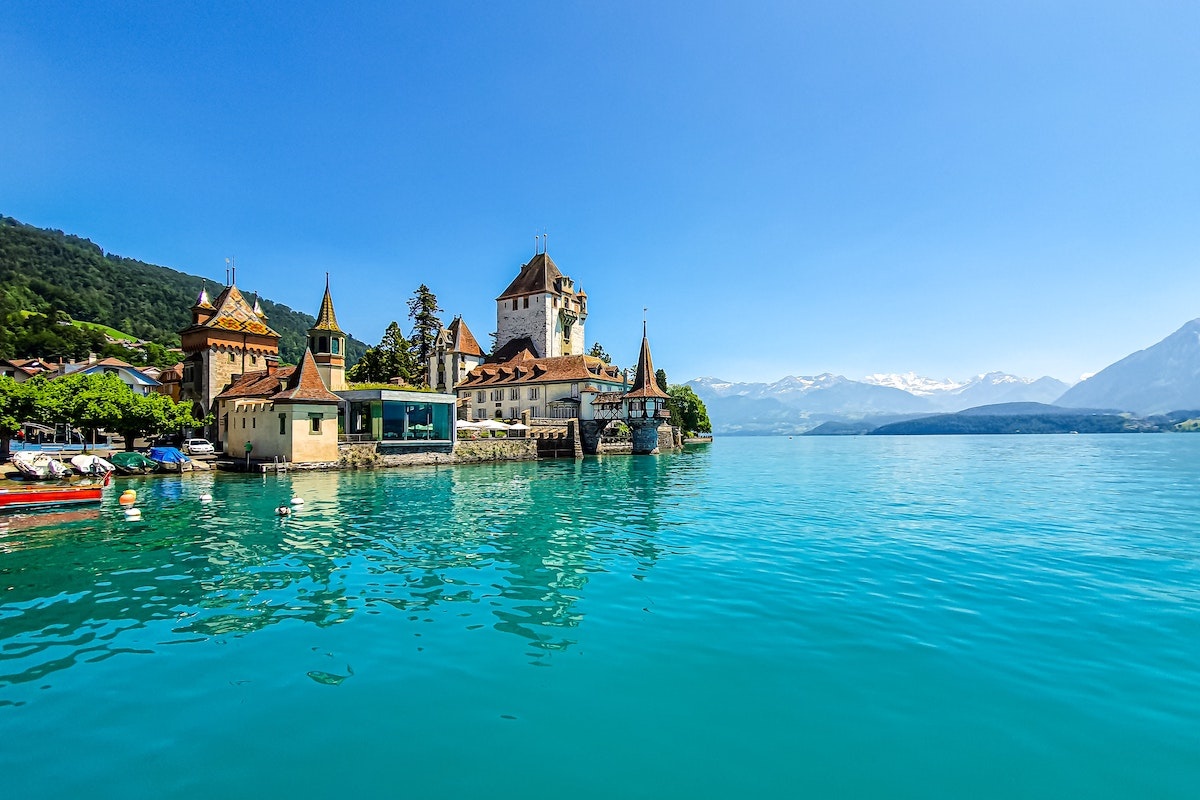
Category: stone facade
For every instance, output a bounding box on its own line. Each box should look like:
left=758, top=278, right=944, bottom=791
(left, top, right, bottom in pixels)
left=494, top=252, right=587, bottom=360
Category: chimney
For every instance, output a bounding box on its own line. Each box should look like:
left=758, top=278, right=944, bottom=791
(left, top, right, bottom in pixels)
left=265, top=355, right=279, bottom=376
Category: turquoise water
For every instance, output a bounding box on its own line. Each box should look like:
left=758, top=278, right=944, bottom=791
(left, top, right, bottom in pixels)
left=2, top=436, right=1198, bottom=798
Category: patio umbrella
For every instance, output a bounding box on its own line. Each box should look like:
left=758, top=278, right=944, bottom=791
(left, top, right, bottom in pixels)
left=476, top=419, right=511, bottom=430
left=456, top=420, right=481, bottom=429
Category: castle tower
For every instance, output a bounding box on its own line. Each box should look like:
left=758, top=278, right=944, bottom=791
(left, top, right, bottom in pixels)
left=493, top=250, right=588, bottom=362
left=180, top=280, right=281, bottom=442
left=622, top=324, right=671, bottom=455
left=307, top=275, right=346, bottom=391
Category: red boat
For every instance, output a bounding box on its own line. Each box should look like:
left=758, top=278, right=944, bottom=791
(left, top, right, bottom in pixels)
left=0, top=473, right=111, bottom=510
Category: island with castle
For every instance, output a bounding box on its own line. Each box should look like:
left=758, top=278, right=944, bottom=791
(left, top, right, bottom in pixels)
left=163, top=246, right=683, bottom=469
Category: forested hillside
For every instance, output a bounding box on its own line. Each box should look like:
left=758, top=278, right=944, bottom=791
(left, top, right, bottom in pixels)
left=0, top=216, right=367, bottom=365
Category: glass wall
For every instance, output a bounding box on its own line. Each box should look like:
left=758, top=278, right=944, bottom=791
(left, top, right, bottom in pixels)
left=381, top=401, right=451, bottom=441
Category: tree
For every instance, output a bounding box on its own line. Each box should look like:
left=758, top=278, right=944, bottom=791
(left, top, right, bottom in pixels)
left=347, top=321, right=418, bottom=385
left=0, top=376, right=36, bottom=459
left=588, top=342, right=612, bottom=363
left=666, top=384, right=712, bottom=435
left=109, top=390, right=209, bottom=450
left=656, top=369, right=669, bottom=392
left=406, top=284, right=442, bottom=384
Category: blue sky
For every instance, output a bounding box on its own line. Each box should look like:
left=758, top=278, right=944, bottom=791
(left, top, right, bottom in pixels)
left=2, top=2, right=1197, bottom=384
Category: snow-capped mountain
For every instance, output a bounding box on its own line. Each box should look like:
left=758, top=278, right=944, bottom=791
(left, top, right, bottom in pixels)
left=688, top=371, right=1070, bottom=435
left=860, top=372, right=966, bottom=396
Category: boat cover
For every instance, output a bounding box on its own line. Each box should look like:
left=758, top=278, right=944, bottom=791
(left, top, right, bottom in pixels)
left=148, top=447, right=190, bottom=464
left=110, top=451, right=158, bottom=470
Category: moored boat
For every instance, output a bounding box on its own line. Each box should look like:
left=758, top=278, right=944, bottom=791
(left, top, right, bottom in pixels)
left=70, top=454, right=115, bottom=476
left=0, top=473, right=111, bottom=510
left=110, top=451, right=158, bottom=474
left=148, top=446, right=192, bottom=472
left=11, top=451, right=72, bottom=480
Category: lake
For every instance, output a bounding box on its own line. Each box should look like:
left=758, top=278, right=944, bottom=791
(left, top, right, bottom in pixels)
left=1, top=435, right=1198, bottom=798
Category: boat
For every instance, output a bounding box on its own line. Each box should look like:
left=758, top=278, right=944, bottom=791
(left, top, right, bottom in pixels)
left=110, top=451, right=158, bottom=474
left=0, top=473, right=111, bottom=510
left=70, top=454, right=115, bottom=476
left=10, top=451, right=72, bottom=480
left=148, top=446, right=192, bottom=472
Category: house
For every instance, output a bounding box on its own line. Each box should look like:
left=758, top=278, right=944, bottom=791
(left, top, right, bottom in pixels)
left=457, top=350, right=626, bottom=421
left=214, top=349, right=342, bottom=464
left=59, top=356, right=161, bottom=396
left=427, top=316, right=485, bottom=392
left=0, top=358, right=53, bottom=382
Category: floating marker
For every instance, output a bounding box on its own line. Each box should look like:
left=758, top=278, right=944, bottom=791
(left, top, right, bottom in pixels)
left=124, top=507, right=142, bottom=519
left=200, top=494, right=213, bottom=503
left=119, top=490, right=137, bottom=507
left=290, top=497, right=304, bottom=506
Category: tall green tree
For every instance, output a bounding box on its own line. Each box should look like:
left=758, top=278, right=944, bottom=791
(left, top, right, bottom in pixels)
left=406, top=284, right=442, bottom=385
left=347, top=321, right=418, bottom=385
left=588, top=342, right=612, bottom=363
left=656, top=368, right=669, bottom=392
left=666, top=384, right=712, bottom=435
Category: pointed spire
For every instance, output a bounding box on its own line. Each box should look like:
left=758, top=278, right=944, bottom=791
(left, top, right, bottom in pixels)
left=311, top=274, right=344, bottom=333
left=193, top=283, right=214, bottom=310
left=624, top=325, right=669, bottom=400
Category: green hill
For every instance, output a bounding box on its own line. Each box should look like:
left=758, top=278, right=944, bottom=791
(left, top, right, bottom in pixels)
left=0, top=216, right=367, bottom=365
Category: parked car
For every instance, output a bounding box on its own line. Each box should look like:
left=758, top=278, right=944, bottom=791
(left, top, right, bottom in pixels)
left=182, top=438, right=215, bottom=456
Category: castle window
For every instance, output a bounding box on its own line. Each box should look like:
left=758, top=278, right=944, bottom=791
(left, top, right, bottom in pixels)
left=528, top=387, right=540, bottom=400
left=252, top=417, right=256, bottom=429
left=318, top=336, right=328, bottom=353
left=309, top=414, right=322, bottom=434
left=242, top=417, right=246, bottom=429
left=332, top=338, right=340, bottom=355
left=509, top=387, right=519, bottom=400
left=251, top=355, right=257, bottom=365
left=477, top=391, right=485, bottom=403
left=523, top=297, right=529, bottom=309
left=279, top=414, right=287, bottom=435
left=512, top=299, right=518, bottom=310
left=509, top=407, right=518, bottom=419
left=229, top=353, right=236, bottom=363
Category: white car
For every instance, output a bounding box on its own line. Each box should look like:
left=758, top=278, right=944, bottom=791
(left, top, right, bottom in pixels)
left=182, top=438, right=215, bottom=456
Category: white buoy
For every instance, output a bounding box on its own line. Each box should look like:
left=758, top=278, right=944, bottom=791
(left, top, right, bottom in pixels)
left=124, top=507, right=142, bottom=519
left=199, top=494, right=212, bottom=503
left=290, top=497, right=304, bottom=506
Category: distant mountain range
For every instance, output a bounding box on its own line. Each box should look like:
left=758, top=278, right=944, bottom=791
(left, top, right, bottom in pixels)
left=689, top=372, right=1072, bottom=435
left=691, top=318, right=1200, bottom=434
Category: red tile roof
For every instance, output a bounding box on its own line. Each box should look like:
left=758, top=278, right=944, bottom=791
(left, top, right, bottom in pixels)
left=271, top=349, right=342, bottom=404
left=447, top=317, right=483, bottom=357
left=459, top=354, right=624, bottom=389
left=186, top=285, right=281, bottom=338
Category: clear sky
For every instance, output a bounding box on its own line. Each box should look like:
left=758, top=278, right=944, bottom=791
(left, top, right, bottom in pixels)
left=2, top=2, right=1197, bottom=384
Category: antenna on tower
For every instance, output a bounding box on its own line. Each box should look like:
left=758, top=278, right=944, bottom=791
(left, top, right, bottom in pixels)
left=225, top=257, right=231, bottom=286
left=643, top=307, right=648, bottom=337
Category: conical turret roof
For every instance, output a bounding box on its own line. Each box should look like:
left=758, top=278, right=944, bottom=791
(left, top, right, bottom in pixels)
left=193, top=284, right=214, bottom=310
left=623, top=326, right=670, bottom=400
left=311, top=276, right=343, bottom=333
left=272, top=348, right=341, bottom=404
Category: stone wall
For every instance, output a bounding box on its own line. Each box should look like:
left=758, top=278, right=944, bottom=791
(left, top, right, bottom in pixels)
left=453, top=439, right=539, bottom=463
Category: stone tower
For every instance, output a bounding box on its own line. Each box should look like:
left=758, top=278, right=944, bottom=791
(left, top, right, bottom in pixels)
left=307, top=275, right=347, bottom=391
left=493, top=250, right=588, bottom=361
left=179, top=282, right=281, bottom=441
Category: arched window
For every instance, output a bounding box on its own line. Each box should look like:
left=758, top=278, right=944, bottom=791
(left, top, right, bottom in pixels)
left=318, top=336, right=328, bottom=352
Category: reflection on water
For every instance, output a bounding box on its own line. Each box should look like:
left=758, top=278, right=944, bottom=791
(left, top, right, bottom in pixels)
left=0, top=452, right=701, bottom=690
